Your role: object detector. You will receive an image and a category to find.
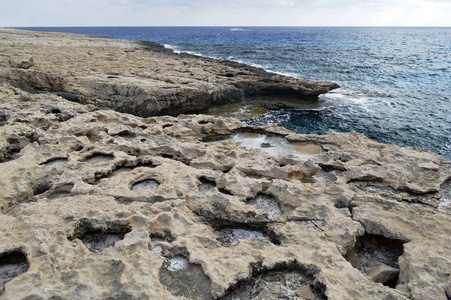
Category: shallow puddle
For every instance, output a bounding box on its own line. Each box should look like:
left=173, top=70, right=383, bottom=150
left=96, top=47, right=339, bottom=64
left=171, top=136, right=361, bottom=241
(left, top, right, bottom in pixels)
left=166, top=256, right=189, bottom=272
left=152, top=246, right=164, bottom=257
left=217, top=228, right=270, bottom=246
left=131, top=179, right=160, bottom=192
left=224, top=133, right=321, bottom=160
left=159, top=256, right=212, bottom=300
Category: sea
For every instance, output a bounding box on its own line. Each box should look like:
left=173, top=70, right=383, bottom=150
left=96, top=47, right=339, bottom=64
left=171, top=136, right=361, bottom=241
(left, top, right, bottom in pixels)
left=15, top=27, right=451, bottom=159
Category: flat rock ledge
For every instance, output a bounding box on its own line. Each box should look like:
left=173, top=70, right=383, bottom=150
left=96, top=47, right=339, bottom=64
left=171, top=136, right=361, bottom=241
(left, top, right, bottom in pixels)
left=0, top=28, right=338, bottom=117
left=0, top=29, right=450, bottom=300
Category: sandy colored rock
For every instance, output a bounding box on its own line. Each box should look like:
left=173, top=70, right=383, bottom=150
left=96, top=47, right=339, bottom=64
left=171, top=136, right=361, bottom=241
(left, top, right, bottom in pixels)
left=0, top=82, right=449, bottom=299
left=297, top=285, right=316, bottom=299
left=0, top=29, right=450, bottom=300
left=367, top=260, right=400, bottom=284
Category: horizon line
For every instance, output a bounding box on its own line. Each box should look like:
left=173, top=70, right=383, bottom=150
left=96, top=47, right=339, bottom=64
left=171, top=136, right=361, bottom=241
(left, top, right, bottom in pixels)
left=5, top=25, right=451, bottom=28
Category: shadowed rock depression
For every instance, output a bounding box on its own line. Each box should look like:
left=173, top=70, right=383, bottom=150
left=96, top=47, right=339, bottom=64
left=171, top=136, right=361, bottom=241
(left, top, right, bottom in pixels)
left=0, top=251, right=29, bottom=287
left=159, top=256, right=213, bottom=300
left=222, top=264, right=327, bottom=300
left=345, top=234, right=405, bottom=288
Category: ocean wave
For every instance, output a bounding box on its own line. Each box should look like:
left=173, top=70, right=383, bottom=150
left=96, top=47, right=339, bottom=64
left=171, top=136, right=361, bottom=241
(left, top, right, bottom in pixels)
left=163, top=44, right=204, bottom=57
left=269, top=70, right=301, bottom=78
left=163, top=44, right=181, bottom=54
left=164, top=45, right=304, bottom=80
left=321, top=88, right=385, bottom=106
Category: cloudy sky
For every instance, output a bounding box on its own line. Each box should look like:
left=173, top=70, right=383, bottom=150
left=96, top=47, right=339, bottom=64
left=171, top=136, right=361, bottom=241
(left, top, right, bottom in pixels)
left=1, top=0, right=450, bottom=27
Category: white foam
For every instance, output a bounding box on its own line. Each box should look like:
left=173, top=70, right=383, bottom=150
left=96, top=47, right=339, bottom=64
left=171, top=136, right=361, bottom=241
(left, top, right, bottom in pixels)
left=163, top=44, right=205, bottom=57
left=321, top=88, right=380, bottom=106
left=164, top=45, right=306, bottom=80
left=184, top=50, right=204, bottom=57
left=270, top=70, right=301, bottom=78
left=234, top=59, right=265, bottom=69
left=163, top=44, right=181, bottom=54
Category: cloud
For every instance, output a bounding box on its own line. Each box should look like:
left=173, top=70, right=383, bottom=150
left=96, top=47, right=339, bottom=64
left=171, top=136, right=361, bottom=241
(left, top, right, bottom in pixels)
left=0, top=0, right=450, bottom=26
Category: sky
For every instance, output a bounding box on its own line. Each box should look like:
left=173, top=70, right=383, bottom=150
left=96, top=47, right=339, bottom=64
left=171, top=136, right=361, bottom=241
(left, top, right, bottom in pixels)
left=1, top=0, right=451, bottom=27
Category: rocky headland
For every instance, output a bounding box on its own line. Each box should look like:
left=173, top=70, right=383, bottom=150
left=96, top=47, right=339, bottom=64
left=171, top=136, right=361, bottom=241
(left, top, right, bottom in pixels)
left=0, top=28, right=338, bottom=117
left=0, top=28, right=450, bottom=300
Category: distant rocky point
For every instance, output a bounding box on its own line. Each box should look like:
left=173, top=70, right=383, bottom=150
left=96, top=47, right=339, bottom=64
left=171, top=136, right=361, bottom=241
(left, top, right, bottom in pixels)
left=0, top=28, right=338, bottom=117
left=0, top=28, right=450, bottom=300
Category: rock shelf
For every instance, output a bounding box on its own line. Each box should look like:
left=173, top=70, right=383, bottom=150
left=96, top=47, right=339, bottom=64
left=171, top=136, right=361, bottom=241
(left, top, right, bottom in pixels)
left=0, top=28, right=338, bottom=118
left=0, top=28, right=450, bottom=300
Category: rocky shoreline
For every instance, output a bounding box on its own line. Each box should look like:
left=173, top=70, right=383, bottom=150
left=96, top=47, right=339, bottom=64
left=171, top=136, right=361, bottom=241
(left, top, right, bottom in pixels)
left=0, top=28, right=450, bottom=300
left=0, top=28, right=338, bottom=117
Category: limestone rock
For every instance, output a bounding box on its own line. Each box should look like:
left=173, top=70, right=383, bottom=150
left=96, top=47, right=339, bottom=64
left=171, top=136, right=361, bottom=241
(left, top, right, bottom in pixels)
left=297, top=285, right=316, bottom=300
left=0, top=28, right=339, bottom=118
left=0, top=82, right=449, bottom=299
left=0, top=29, right=450, bottom=300
left=367, top=260, right=400, bottom=284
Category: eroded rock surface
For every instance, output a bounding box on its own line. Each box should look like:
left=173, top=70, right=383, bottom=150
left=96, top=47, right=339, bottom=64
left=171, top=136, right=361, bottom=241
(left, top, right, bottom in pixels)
left=0, top=81, right=450, bottom=299
left=0, top=28, right=339, bottom=118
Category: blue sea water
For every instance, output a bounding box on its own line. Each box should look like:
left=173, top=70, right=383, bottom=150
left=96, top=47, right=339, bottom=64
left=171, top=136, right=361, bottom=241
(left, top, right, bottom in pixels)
left=16, top=27, right=451, bottom=159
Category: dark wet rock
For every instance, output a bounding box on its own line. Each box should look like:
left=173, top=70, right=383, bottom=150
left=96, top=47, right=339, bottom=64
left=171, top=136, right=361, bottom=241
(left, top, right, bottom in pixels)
left=345, top=234, right=405, bottom=287
left=198, top=177, right=217, bottom=193
left=80, top=231, right=126, bottom=252
left=0, top=251, right=29, bottom=286
left=69, top=219, right=131, bottom=253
